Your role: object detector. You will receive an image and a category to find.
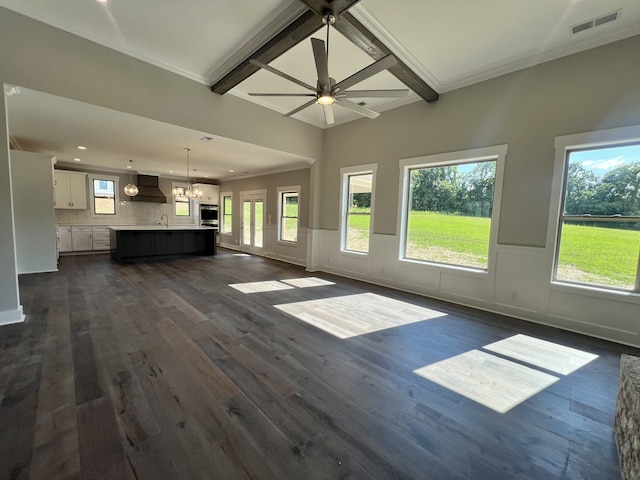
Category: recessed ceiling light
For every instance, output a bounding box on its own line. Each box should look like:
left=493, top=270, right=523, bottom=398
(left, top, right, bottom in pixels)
left=203, top=174, right=209, bottom=178
left=169, top=170, right=174, bottom=174
left=126, top=165, right=132, bottom=169
left=77, top=145, right=87, bottom=150
left=229, top=169, right=234, bottom=172
left=74, top=158, right=81, bottom=162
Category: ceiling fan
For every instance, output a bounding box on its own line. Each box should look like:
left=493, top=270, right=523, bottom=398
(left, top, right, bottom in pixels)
left=248, top=10, right=409, bottom=125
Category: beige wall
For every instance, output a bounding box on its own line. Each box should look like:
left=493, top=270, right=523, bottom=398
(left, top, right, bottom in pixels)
left=219, top=167, right=311, bottom=238
left=0, top=7, right=323, bottom=162
left=0, top=88, right=22, bottom=323
left=320, top=35, right=640, bottom=247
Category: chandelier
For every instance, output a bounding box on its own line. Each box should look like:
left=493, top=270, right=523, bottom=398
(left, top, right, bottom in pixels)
left=173, top=147, right=202, bottom=199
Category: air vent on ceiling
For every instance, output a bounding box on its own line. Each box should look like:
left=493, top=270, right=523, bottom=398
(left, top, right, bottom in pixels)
left=572, top=9, right=621, bottom=34
left=594, top=11, right=619, bottom=26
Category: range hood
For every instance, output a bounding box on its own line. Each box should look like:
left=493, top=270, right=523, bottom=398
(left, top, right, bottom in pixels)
left=130, top=174, right=167, bottom=203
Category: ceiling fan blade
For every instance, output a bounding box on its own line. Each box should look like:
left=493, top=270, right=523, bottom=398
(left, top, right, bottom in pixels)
left=333, top=55, right=398, bottom=92
left=283, top=98, right=318, bottom=118
left=323, top=104, right=335, bottom=125
left=248, top=93, right=316, bottom=97
left=335, top=98, right=380, bottom=119
left=249, top=59, right=316, bottom=92
left=341, top=89, right=409, bottom=98
left=311, top=38, right=330, bottom=90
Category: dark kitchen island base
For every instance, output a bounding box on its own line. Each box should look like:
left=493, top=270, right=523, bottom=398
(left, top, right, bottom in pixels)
left=110, top=227, right=217, bottom=263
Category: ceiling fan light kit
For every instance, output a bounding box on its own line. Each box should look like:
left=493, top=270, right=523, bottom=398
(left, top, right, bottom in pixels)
left=248, top=10, right=409, bottom=125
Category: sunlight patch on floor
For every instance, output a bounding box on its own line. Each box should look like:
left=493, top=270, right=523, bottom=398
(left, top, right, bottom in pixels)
left=232, top=253, right=251, bottom=257
left=414, top=334, right=599, bottom=413
left=274, top=292, right=447, bottom=339
left=414, top=350, right=559, bottom=414
left=281, top=277, right=335, bottom=288
left=483, top=334, right=598, bottom=375
left=228, top=280, right=294, bottom=293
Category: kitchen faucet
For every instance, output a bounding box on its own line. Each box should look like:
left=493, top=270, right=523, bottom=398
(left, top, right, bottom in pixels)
left=160, top=213, right=168, bottom=227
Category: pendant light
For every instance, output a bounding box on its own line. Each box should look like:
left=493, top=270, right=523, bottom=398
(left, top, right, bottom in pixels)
left=173, top=147, right=202, bottom=199
left=123, top=159, right=139, bottom=196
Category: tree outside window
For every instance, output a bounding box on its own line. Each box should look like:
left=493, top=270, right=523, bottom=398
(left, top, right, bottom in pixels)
left=221, top=193, right=232, bottom=234
left=279, top=190, right=299, bottom=243
left=342, top=171, right=374, bottom=253
left=556, top=143, right=640, bottom=291
left=405, top=160, right=497, bottom=269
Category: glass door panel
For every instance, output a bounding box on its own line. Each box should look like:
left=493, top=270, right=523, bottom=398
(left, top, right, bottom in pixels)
left=240, top=191, right=266, bottom=255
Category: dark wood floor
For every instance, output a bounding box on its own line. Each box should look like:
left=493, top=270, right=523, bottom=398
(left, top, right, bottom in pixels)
left=1, top=250, right=636, bottom=479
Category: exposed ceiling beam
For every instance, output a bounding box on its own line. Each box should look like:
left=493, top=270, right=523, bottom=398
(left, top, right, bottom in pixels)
left=334, top=12, right=439, bottom=102
left=211, top=9, right=323, bottom=95
left=211, top=0, right=438, bottom=103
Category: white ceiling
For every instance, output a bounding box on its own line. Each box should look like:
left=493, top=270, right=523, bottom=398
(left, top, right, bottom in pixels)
left=1, top=0, right=638, bottom=177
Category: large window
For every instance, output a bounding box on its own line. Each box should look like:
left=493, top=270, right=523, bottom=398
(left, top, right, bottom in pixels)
left=340, top=165, right=376, bottom=254
left=89, top=174, right=118, bottom=216
left=555, top=142, right=640, bottom=292
left=400, top=146, right=506, bottom=270
left=278, top=187, right=300, bottom=243
left=221, top=192, right=232, bottom=234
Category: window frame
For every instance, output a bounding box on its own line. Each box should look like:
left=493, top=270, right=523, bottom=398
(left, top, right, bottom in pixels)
left=398, top=145, right=507, bottom=272
left=549, top=125, right=640, bottom=295
left=339, top=164, right=377, bottom=255
left=88, top=173, right=119, bottom=217
left=171, top=181, right=192, bottom=219
left=278, top=186, right=300, bottom=244
left=220, top=191, right=233, bottom=235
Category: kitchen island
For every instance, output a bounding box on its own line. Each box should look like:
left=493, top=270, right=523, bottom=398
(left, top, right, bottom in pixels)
left=110, top=225, right=217, bottom=263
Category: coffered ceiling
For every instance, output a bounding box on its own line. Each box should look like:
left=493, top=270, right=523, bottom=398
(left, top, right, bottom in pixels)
left=1, top=0, right=638, bottom=177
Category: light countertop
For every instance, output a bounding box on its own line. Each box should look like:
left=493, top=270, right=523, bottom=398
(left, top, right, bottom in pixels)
left=109, top=225, right=217, bottom=231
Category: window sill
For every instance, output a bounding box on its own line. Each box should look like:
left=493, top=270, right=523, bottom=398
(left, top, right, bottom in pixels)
left=278, top=240, right=298, bottom=246
left=340, top=249, right=370, bottom=258
left=399, top=257, right=489, bottom=275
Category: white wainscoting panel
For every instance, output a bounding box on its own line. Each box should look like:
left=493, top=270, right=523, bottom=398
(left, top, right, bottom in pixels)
left=289, top=229, right=640, bottom=348
left=395, top=260, right=441, bottom=293
left=440, top=270, right=490, bottom=303
left=547, top=288, right=640, bottom=344
left=493, top=246, right=547, bottom=312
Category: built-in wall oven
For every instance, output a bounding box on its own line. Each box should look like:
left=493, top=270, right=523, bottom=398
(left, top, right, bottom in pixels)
left=199, top=204, right=219, bottom=227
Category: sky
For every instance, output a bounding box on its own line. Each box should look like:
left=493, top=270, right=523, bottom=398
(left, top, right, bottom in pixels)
left=569, top=143, right=640, bottom=177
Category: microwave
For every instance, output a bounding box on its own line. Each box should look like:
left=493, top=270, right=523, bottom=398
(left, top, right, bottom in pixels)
left=200, top=204, right=218, bottom=226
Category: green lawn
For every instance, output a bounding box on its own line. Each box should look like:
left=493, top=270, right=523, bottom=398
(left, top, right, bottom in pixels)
left=349, top=211, right=640, bottom=288
left=558, top=222, right=640, bottom=289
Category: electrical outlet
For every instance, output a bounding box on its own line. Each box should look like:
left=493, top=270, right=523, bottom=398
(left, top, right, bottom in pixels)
left=510, top=291, right=518, bottom=301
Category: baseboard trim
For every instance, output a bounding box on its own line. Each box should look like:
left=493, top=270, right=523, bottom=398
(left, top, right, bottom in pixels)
left=0, top=306, right=25, bottom=326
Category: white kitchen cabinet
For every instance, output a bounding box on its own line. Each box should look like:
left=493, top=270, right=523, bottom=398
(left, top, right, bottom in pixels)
left=194, top=184, right=219, bottom=205
left=92, top=226, right=111, bottom=250
left=56, top=226, right=72, bottom=253
left=71, top=226, right=92, bottom=251
left=54, top=170, right=88, bottom=209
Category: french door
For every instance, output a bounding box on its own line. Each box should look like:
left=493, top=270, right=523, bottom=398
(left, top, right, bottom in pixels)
left=240, top=190, right=266, bottom=255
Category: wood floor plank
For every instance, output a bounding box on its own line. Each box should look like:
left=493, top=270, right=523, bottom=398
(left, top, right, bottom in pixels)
left=29, top=298, right=80, bottom=480
left=1, top=251, right=634, bottom=479
left=76, top=396, right=131, bottom=480
left=0, top=306, right=48, bottom=480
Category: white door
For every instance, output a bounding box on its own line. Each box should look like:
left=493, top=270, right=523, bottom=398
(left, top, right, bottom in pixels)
left=240, top=190, right=266, bottom=255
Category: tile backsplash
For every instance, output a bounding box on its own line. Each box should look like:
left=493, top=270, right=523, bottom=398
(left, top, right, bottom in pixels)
left=55, top=200, right=196, bottom=226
